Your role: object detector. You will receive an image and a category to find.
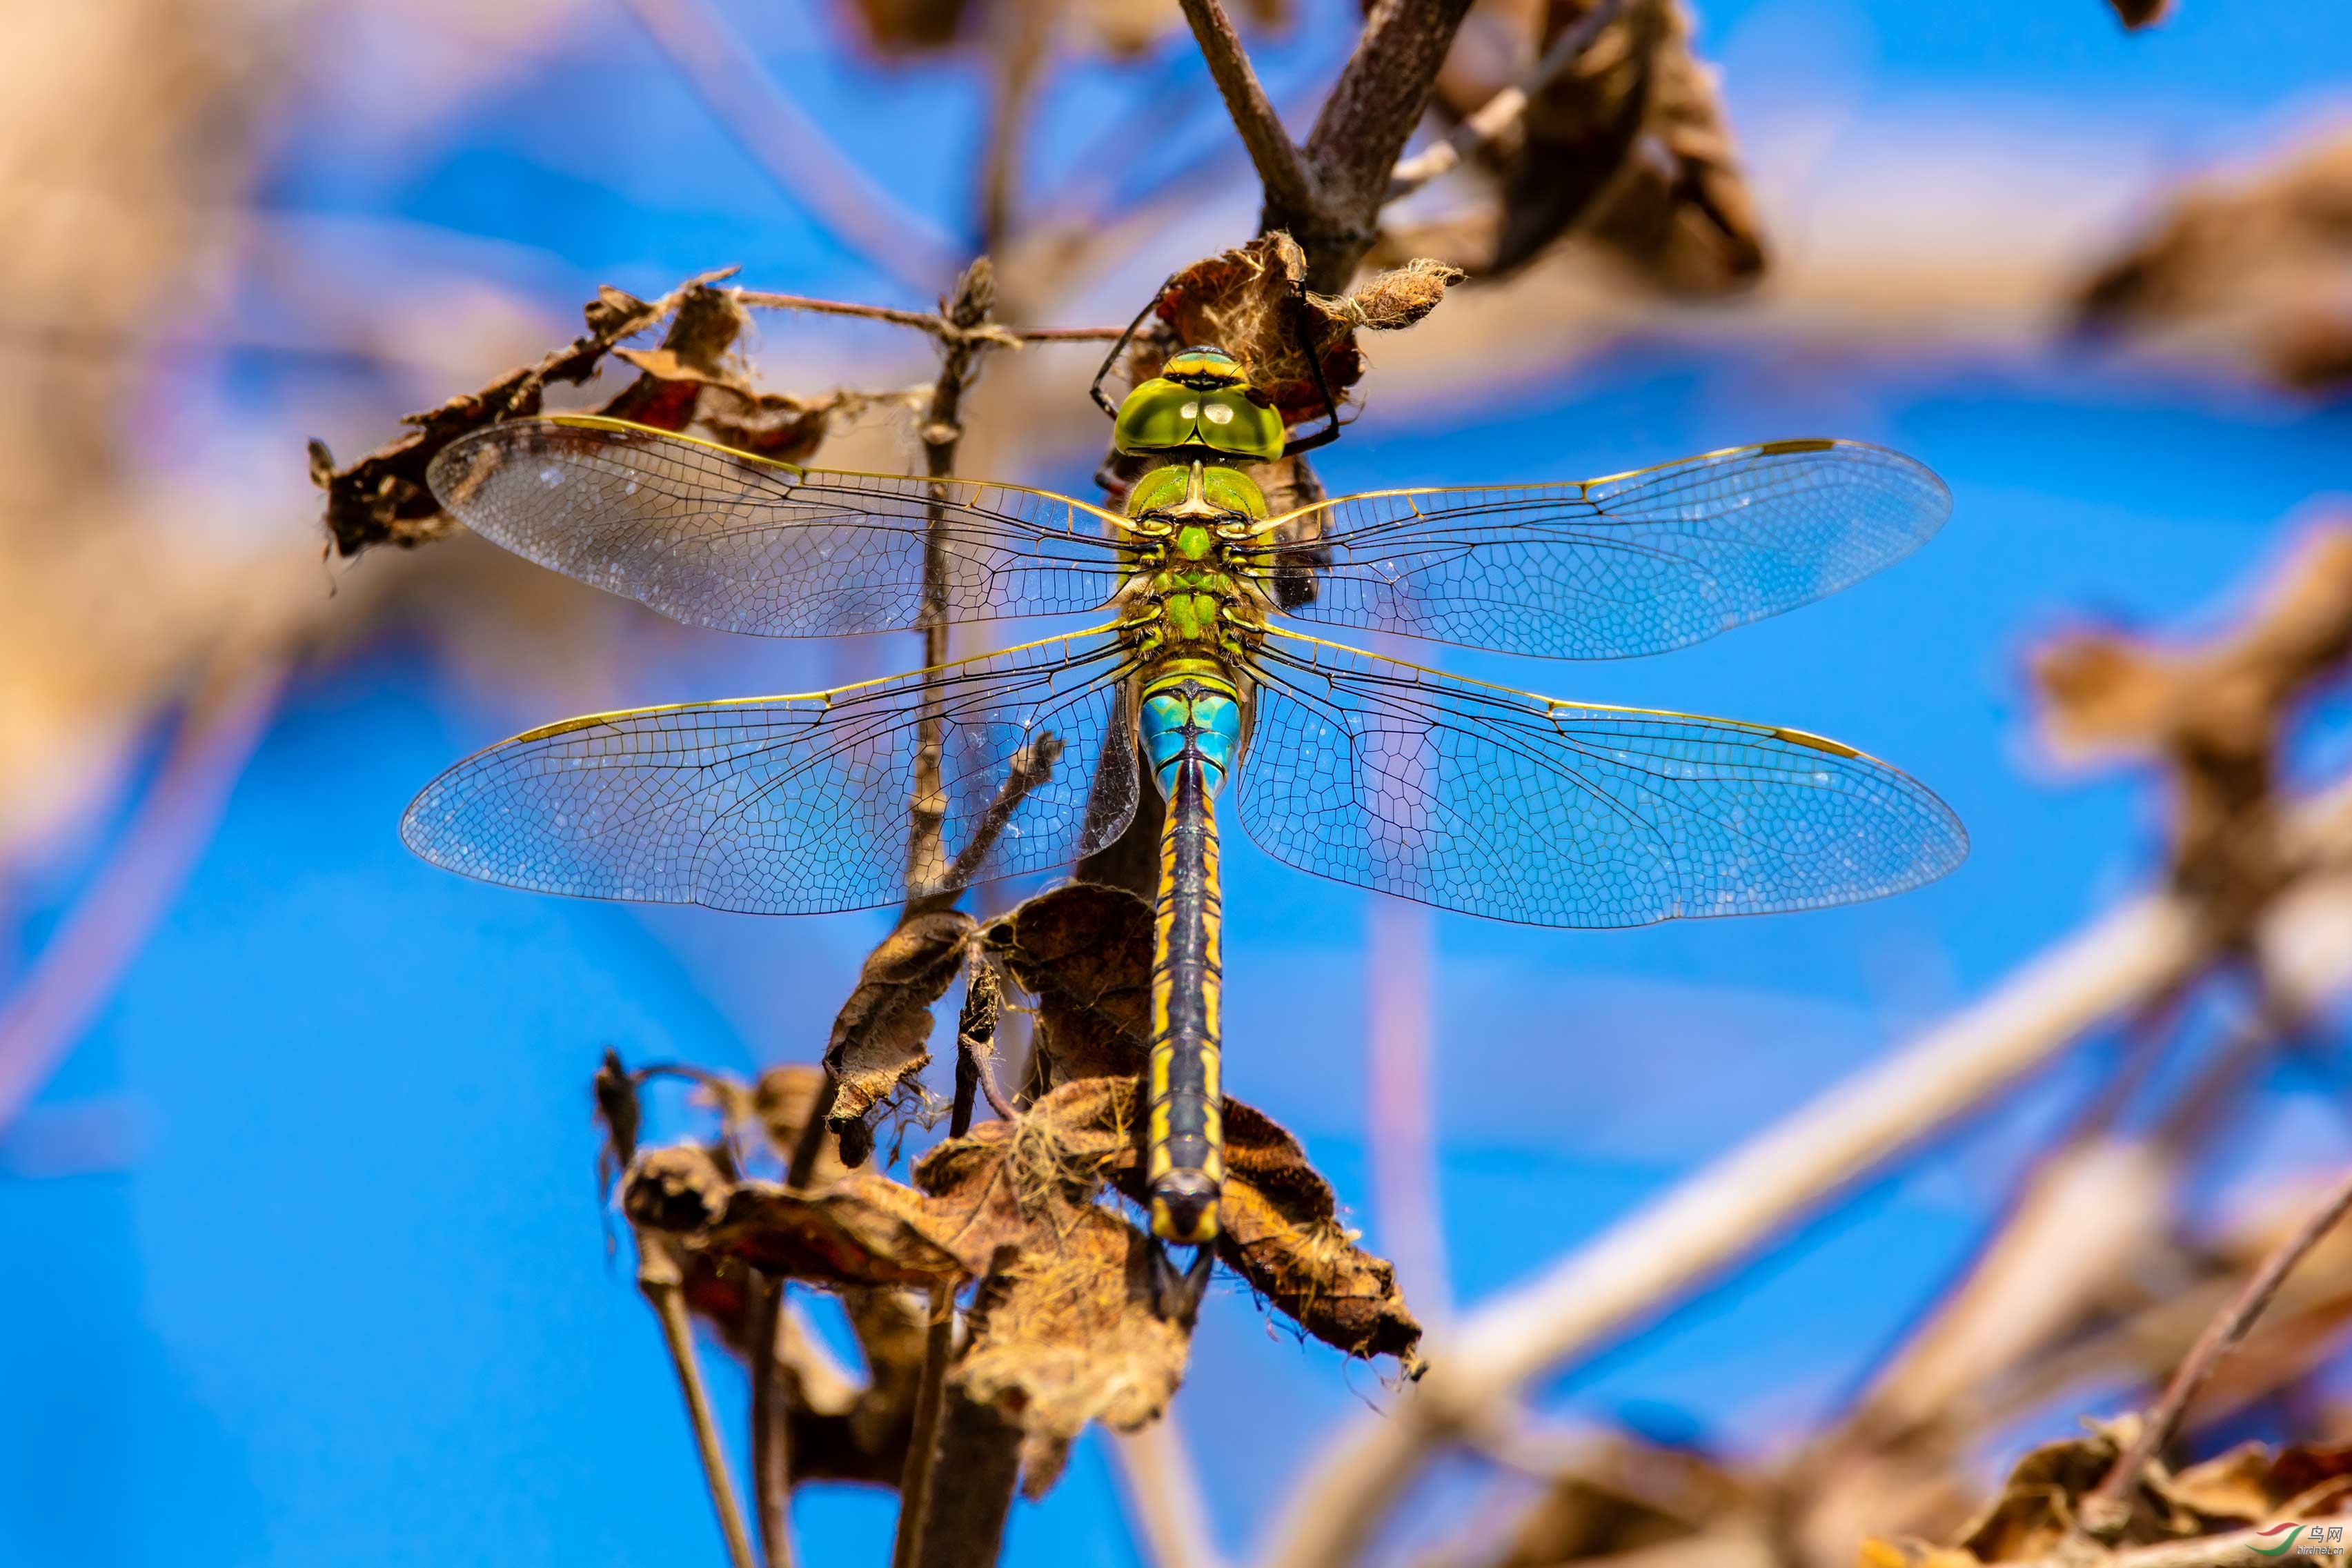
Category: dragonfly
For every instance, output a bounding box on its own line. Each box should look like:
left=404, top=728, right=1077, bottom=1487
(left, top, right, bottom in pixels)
left=403, top=339, right=1967, bottom=1285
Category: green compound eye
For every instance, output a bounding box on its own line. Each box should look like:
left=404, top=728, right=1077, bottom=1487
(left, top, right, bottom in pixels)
left=1113, top=378, right=1285, bottom=460
left=1200, top=390, right=1281, bottom=461
left=1114, top=379, right=1206, bottom=455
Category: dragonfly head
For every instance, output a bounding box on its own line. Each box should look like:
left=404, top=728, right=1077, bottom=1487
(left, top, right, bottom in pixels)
left=1114, top=346, right=1285, bottom=463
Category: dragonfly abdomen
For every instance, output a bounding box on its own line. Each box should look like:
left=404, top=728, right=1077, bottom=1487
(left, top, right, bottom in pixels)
left=1140, top=676, right=1241, bottom=1245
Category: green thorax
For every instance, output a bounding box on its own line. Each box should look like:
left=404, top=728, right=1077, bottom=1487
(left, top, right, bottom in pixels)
left=1121, top=459, right=1270, bottom=684
left=1112, top=345, right=1285, bottom=462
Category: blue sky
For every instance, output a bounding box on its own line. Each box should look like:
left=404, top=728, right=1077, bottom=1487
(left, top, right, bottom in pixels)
left=7, top=1, right=2352, bottom=1564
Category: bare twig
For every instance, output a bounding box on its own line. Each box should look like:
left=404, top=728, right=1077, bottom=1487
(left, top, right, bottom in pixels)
left=2083, top=1161, right=2352, bottom=1535
left=731, top=288, right=1123, bottom=343
left=0, top=650, right=286, bottom=1133
left=640, top=1236, right=759, bottom=1568
left=1386, top=0, right=1630, bottom=199
left=1257, top=775, right=2352, bottom=1568
left=1113, top=1414, right=1230, bottom=1568
left=749, top=1273, right=793, bottom=1568
left=615, top=0, right=962, bottom=295
left=1176, top=0, right=1319, bottom=219
left=903, top=259, right=998, bottom=905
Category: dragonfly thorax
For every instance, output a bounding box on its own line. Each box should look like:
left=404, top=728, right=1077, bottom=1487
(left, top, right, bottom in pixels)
left=1120, top=461, right=1271, bottom=681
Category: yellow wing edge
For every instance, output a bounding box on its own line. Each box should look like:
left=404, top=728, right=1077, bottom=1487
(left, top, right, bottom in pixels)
left=482, top=623, right=1134, bottom=748
left=1247, top=436, right=1938, bottom=537
left=1259, top=626, right=1901, bottom=764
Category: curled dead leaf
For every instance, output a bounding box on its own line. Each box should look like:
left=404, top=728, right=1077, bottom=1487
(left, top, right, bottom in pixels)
left=698, top=1176, right=971, bottom=1288
left=1207, top=1098, right=1424, bottom=1366
left=751, top=1062, right=853, bottom=1188
left=984, top=883, right=1152, bottom=1082
left=310, top=279, right=680, bottom=555
left=826, top=909, right=978, bottom=1139
left=1421, top=0, right=1765, bottom=290
left=1136, top=234, right=1463, bottom=428
left=622, top=1143, right=737, bottom=1234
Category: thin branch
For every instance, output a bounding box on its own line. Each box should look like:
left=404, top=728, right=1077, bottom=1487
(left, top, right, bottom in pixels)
left=1256, top=773, right=2352, bottom=1568
left=1292, top=0, right=1481, bottom=286
left=731, top=288, right=1124, bottom=343
left=749, top=1274, right=793, bottom=1568
left=1176, top=0, right=1319, bottom=218
left=1112, top=1414, right=1230, bottom=1568
left=0, top=650, right=286, bottom=1133
left=1385, top=0, right=1630, bottom=200
left=890, top=1284, right=958, bottom=1568
left=903, top=259, right=999, bottom=906
left=640, top=1237, right=759, bottom=1568
left=616, top=0, right=963, bottom=296
left=2084, top=1160, right=2352, bottom=1534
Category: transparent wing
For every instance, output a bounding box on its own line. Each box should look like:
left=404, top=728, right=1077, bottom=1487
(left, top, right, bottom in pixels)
left=427, top=415, right=1133, bottom=637
left=402, top=630, right=1140, bottom=915
left=1238, top=630, right=1965, bottom=926
left=1250, top=440, right=1950, bottom=659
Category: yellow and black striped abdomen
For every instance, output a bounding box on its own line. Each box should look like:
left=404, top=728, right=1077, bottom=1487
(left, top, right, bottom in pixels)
left=1149, top=751, right=1225, bottom=1241
left=1138, top=675, right=1241, bottom=1245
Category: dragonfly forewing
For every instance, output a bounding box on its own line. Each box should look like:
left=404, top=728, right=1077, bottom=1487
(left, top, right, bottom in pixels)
left=1238, top=629, right=1966, bottom=926
left=1253, top=440, right=1950, bottom=660
left=428, top=416, right=1134, bottom=638
left=402, top=629, right=1140, bottom=914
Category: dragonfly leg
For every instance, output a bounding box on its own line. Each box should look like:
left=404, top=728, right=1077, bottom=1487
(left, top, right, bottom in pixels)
left=1148, top=1237, right=1215, bottom=1324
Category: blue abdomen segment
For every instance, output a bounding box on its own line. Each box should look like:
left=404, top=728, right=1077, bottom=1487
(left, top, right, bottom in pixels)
left=1141, top=681, right=1242, bottom=798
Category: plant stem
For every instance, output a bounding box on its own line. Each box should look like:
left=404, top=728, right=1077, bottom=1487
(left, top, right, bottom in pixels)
left=1176, top=0, right=1318, bottom=219
left=749, top=1273, right=793, bottom=1568
left=2084, top=1159, right=2352, bottom=1534
left=890, top=1284, right=958, bottom=1568
left=641, top=1241, right=758, bottom=1568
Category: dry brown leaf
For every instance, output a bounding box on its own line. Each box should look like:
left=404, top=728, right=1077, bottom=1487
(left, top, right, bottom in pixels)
left=2033, top=523, right=2352, bottom=925
left=700, top=1176, right=973, bottom=1287
left=597, top=279, right=846, bottom=462
left=2076, top=133, right=2352, bottom=393
left=984, top=883, right=1152, bottom=1082
left=310, top=281, right=679, bottom=555
left=1425, top=0, right=1765, bottom=289
left=825, top=909, right=978, bottom=1135
left=912, top=1075, right=1194, bottom=1495
left=987, top=892, right=1424, bottom=1364
left=750, top=1063, right=855, bottom=1188
left=2163, top=1441, right=2352, bottom=1525
left=1955, top=1425, right=2131, bottom=1560
left=310, top=268, right=887, bottom=556
left=1208, top=1098, right=1424, bottom=1365
left=955, top=1200, right=1189, bottom=1497
left=1138, top=234, right=1463, bottom=428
